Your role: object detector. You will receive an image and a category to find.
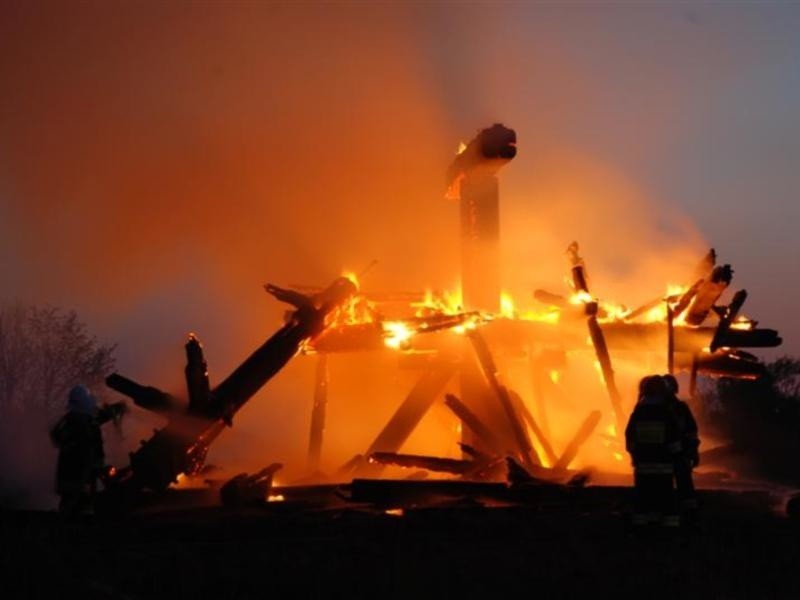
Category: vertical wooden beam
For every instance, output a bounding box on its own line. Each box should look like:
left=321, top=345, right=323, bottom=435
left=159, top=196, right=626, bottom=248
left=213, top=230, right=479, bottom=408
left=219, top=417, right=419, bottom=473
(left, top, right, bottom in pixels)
left=587, top=316, right=625, bottom=434
left=566, top=242, right=624, bottom=434
left=307, top=354, right=328, bottom=472
left=689, top=353, right=699, bottom=402
left=667, top=302, right=675, bottom=375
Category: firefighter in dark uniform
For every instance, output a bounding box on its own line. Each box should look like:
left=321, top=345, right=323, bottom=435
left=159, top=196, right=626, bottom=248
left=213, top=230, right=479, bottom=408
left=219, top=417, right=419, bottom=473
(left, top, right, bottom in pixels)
left=625, top=375, right=682, bottom=528
left=663, top=374, right=700, bottom=523
left=50, top=385, right=124, bottom=515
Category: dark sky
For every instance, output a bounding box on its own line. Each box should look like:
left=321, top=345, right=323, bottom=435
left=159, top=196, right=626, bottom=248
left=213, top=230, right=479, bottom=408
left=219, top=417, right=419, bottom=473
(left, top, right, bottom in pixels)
left=1, top=0, right=798, bottom=375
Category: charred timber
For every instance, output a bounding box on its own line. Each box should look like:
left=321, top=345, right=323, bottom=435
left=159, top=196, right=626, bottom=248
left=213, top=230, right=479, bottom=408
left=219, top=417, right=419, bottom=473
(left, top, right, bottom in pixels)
left=509, top=388, right=558, bottom=466
left=684, top=264, right=733, bottom=326
left=185, top=334, right=211, bottom=413
left=106, top=373, right=179, bottom=415
left=104, top=277, right=356, bottom=496
left=307, top=354, right=329, bottom=471
left=357, top=361, right=457, bottom=477
left=309, top=319, right=781, bottom=357
left=446, top=123, right=517, bottom=190
left=469, top=330, right=539, bottom=470
left=368, top=452, right=476, bottom=475
left=444, top=393, right=505, bottom=455
left=709, top=290, right=748, bottom=353
left=567, top=242, right=624, bottom=431
left=348, top=478, right=508, bottom=507
left=674, top=351, right=766, bottom=379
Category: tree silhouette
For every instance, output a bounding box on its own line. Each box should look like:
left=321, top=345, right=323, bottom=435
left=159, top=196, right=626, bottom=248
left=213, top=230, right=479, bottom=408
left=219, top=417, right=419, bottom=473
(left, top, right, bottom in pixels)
left=0, top=302, right=116, bottom=417
left=697, top=356, right=800, bottom=484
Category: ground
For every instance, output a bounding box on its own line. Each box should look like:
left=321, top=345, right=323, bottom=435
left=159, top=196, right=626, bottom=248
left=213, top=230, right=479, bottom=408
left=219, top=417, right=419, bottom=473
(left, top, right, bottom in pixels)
left=1, top=486, right=798, bottom=599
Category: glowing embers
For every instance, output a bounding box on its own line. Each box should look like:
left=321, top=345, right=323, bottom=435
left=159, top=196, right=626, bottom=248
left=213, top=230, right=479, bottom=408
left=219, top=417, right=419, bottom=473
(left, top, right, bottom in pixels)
left=381, top=312, right=482, bottom=350
left=569, top=290, right=595, bottom=306
left=383, top=321, right=414, bottom=350
left=730, top=316, right=756, bottom=331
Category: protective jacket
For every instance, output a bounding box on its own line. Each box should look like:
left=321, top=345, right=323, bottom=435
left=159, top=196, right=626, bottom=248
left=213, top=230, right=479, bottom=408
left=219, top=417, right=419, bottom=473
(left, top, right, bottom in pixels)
left=50, top=411, right=104, bottom=493
left=672, top=398, right=700, bottom=465
left=625, top=395, right=683, bottom=474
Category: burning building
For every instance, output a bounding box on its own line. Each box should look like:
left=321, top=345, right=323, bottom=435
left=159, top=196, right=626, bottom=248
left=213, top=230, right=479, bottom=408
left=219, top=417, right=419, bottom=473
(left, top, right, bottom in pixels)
left=291, top=124, right=781, bottom=480
left=104, top=124, right=781, bottom=506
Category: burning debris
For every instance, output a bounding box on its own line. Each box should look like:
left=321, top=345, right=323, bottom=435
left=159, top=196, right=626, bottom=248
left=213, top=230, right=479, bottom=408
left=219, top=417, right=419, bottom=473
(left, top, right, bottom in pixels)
left=292, top=124, right=781, bottom=486
left=98, top=124, right=781, bottom=511
left=100, top=277, right=356, bottom=507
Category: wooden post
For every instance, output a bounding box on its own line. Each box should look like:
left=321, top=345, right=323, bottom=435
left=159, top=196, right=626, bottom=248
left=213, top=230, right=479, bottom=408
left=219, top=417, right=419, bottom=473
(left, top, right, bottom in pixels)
left=567, top=242, right=624, bottom=433
left=307, top=354, right=328, bottom=472
left=667, top=302, right=675, bottom=375
left=689, top=354, right=699, bottom=402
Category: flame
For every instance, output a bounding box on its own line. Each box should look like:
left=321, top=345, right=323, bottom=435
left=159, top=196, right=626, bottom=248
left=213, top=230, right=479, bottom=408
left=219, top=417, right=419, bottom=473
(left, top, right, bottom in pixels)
left=599, top=301, right=630, bottom=321
left=549, top=370, right=560, bottom=384
left=385, top=508, right=405, bottom=517
left=413, top=287, right=463, bottom=316
left=267, top=494, right=285, bottom=502
left=500, top=291, right=515, bottom=318
left=341, top=270, right=360, bottom=289
left=666, top=283, right=686, bottom=298
left=520, top=309, right=560, bottom=324
left=569, top=290, right=594, bottom=305
left=456, top=141, right=467, bottom=155
left=383, top=321, right=414, bottom=349
left=731, top=316, right=755, bottom=331
left=452, top=316, right=479, bottom=335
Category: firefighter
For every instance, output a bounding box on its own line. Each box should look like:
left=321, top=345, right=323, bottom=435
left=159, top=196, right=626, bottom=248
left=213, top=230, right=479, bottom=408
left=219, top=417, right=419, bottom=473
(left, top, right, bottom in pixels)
left=625, top=375, right=682, bottom=529
left=50, top=385, right=124, bottom=515
left=663, top=374, right=700, bottom=523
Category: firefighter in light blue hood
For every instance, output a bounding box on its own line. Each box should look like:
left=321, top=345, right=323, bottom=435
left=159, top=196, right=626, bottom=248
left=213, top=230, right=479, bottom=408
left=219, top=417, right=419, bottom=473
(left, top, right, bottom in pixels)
left=50, top=385, right=125, bottom=515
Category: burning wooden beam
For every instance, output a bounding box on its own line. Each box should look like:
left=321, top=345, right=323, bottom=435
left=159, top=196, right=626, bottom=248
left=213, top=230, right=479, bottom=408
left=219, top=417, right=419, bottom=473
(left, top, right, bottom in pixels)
left=369, top=452, right=475, bottom=476
left=468, top=330, right=539, bottom=471
left=709, top=289, right=748, bottom=352
left=358, top=360, right=457, bottom=475
left=675, top=350, right=766, bottom=379
left=552, top=411, right=602, bottom=472
left=684, top=264, right=733, bottom=326
left=444, top=393, right=504, bottom=455
left=220, top=463, right=283, bottom=507
left=447, top=123, right=516, bottom=313
left=103, top=276, right=356, bottom=499
left=509, top=388, right=558, bottom=467
left=566, top=242, right=625, bottom=432
left=184, top=334, right=211, bottom=413
left=667, top=302, right=675, bottom=375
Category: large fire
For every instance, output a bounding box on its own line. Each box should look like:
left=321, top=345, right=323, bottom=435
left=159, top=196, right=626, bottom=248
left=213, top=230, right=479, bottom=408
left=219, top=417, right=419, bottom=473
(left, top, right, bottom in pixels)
left=280, top=125, right=780, bottom=483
